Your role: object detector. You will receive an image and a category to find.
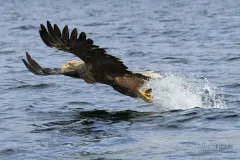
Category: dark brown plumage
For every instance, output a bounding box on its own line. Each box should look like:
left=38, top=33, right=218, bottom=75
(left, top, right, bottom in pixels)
left=22, top=21, right=153, bottom=102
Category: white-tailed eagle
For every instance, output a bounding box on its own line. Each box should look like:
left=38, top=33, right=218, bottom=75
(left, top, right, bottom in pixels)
left=22, top=21, right=155, bottom=102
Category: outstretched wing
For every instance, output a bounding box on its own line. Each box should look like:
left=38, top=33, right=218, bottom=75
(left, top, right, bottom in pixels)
left=22, top=52, right=80, bottom=78
left=39, top=21, right=130, bottom=75
left=22, top=52, right=62, bottom=75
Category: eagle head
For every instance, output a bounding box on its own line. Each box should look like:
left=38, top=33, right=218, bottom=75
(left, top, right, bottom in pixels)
left=61, top=60, right=83, bottom=72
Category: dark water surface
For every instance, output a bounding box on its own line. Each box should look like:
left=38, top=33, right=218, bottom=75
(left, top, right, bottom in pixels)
left=0, top=0, right=239, bottom=159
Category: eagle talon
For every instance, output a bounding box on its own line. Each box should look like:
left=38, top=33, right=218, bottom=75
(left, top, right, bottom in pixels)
left=138, top=88, right=153, bottom=103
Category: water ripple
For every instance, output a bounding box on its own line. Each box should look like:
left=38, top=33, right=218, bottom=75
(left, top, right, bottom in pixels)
left=6, top=83, right=57, bottom=90
left=10, top=25, right=38, bottom=31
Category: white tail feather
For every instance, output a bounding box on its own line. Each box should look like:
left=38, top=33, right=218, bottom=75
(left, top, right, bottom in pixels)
left=137, top=71, right=163, bottom=79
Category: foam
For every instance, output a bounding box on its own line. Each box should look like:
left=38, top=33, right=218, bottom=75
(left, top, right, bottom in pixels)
left=143, top=73, right=226, bottom=111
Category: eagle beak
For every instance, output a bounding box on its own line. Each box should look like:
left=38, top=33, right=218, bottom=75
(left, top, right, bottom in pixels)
left=138, top=88, right=153, bottom=103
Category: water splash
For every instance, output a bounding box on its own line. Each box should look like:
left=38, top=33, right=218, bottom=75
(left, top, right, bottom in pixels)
left=144, top=73, right=226, bottom=111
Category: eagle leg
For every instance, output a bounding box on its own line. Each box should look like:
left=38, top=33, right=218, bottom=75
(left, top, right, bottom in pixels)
left=138, top=88, right=153, bottom=103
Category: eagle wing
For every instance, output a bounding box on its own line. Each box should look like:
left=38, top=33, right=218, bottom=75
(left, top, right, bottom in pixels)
left=22, top=52, right=79, bottom=77
left=39, top=21, right=130, bottom=75
left=22, top=52, right=62, bottom=75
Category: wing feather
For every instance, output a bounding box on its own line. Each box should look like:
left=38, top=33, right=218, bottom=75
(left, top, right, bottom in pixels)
left=39, top=30, right=53, bottom=47
left=26, top=52, right=43, bottom=70
left=22, top=59, right=40, bottom=75
left=40, top=21, right=129, bottom=74
left=54, top=24, right=62, bottom=38
left=69, top=28, right=77, bottom=46
left=47, top=21, right=64, bottom=46
left=40, top=24, right=55, bottom=45
left=22, top=52, right=62, bottom=76
left=62, top=25, right=69, bottom=44
left=78, top=32, right=86, bottom=41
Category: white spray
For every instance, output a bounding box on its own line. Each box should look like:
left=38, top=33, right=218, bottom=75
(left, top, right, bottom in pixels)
left=143, top=73, right=226, bottom=111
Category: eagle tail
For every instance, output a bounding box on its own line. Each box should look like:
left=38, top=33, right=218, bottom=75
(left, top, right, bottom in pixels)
left=137, top=71, right=162, bottom=79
